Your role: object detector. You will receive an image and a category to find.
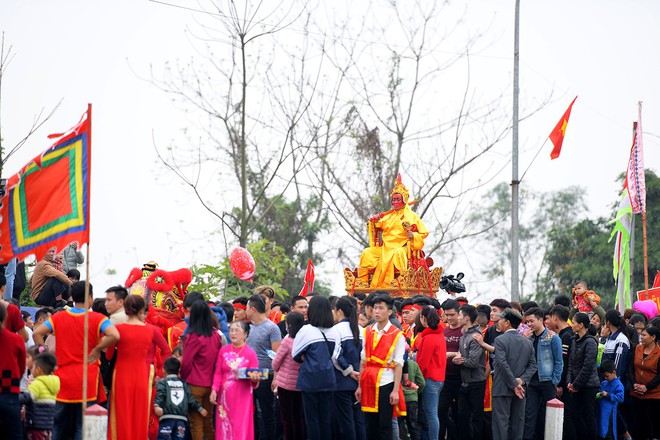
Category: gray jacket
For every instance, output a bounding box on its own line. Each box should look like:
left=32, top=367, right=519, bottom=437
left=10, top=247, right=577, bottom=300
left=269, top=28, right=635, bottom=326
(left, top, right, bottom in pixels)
left=492, top=329, right=537, bottom=397
left=459, top=325, right=487, bottom=383
left=62, top=245, right=84, bottom=273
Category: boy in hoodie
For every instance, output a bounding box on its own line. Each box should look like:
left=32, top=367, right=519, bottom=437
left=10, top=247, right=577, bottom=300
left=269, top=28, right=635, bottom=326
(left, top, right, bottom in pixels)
left=20, top=351, right=60, bottom=439
left=597, top=360, right=624, bottom=439
left=154, top=357, right=207, bottom=440
left=398, top=358, right=426, bottom=440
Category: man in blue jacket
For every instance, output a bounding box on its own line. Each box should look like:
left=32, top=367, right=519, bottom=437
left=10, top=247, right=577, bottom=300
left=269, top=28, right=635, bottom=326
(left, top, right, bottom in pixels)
left=522, top=307, right=563, bottom=440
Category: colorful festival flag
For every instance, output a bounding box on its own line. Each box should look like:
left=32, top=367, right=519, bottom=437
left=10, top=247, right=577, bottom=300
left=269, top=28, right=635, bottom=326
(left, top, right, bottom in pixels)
left=549, top=96, right=578, bottom=160
left=609, top=188, right=633, bottom=312
left=0, top=107, right=91, bottom=263
left=298, top=259, right=315, bottom=297
left=626, top=103, right=646, bottom=214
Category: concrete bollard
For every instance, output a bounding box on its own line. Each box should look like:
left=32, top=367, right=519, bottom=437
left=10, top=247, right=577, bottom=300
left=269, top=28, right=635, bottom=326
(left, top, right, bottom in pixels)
left=84, top=404, right=108, bottom=440
left=544, top=398, right=564, bottom=440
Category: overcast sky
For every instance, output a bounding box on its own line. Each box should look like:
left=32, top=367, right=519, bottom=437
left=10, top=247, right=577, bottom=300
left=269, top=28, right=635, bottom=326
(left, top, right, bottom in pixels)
left=1, top=0, right=658, bottom=302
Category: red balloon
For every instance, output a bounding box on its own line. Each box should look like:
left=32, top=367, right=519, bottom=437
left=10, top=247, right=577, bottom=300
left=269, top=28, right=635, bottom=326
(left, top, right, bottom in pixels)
left=229, top=247, right=256, bottom=281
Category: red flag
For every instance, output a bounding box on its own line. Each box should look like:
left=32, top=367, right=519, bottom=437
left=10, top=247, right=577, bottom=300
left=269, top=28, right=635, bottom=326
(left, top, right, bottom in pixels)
left=549, top=96, right=577, bottom=160
left=0, top=107, right=91, bottom=263
left=298, top=259, right=315, bottom=297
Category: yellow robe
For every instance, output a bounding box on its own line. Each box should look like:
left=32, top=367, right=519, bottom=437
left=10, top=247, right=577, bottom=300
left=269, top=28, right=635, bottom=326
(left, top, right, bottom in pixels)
left=358, top=206, right=429, bottom=288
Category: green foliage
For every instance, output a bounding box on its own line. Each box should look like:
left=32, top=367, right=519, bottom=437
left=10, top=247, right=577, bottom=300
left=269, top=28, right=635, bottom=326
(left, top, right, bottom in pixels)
left=188, top=239, right=296, bottom=301
left=540, top=170, right=660, bottom=309
left=18, top=263, right=34, bottom=307
left=20, top=285, right=35, bottom=307
left=236, top=188, right=332, bottom=297
left=538, top=217, right=613, bottom=307
left=470, top=182, right=586, bottom=298
left=630, top=170, right=660, bottom=297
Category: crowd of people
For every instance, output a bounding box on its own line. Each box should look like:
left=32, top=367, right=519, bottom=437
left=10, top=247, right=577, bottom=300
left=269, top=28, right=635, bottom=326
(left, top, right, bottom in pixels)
left=0, top=274, right=659, bottom=440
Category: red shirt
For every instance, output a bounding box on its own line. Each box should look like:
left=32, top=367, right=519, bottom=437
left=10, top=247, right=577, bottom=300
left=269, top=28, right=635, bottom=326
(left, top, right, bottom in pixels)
left=5, top=304, right=25, bottom=333
left=180, top=332, right=222, bottom=387
left=416, top=326, right=447, bottom=382
left=0, top=327, right=26, bottom=394
left=444, top=325, right=463, bottom=376
left=46, top=309, right=111, bottom=402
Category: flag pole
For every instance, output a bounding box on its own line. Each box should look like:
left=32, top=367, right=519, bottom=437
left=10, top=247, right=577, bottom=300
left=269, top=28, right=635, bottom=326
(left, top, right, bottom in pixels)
left=519, top=138, right=549, bottom=183
left=638, top=101, right=649, bottom=294
left=630, top=120, right=637, bottom=307
left=82, top=244, right=90, bottom=438
left=630, top=212, right=636, bottom=304
left=81, top=103, right=92, bottom=439
left=643, top=210, right=649, bottom=292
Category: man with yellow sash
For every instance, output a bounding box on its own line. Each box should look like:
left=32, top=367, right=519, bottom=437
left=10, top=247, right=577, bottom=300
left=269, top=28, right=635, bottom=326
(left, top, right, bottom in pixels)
left=355, top=294, right=406, bottom=439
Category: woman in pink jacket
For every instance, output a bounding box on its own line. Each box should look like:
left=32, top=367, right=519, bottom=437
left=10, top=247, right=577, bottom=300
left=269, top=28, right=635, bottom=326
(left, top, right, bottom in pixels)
left=272, top=312, right=306, bottom=440
left=181, top=301, right=222, bottom=440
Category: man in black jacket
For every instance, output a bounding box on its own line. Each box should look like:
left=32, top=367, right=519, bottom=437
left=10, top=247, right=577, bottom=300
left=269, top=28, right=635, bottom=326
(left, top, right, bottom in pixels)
left=454, top=304, right=487, bottom=440
left=566, top=313, right=600, bottom=439
left=548, top=305, right=577, bottom=440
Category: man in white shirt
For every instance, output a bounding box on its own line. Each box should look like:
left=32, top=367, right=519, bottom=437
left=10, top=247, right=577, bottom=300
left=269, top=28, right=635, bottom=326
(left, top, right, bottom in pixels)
left=356, top=294, right=406, bottom=440
left=105, top=285, right=128, bottom=325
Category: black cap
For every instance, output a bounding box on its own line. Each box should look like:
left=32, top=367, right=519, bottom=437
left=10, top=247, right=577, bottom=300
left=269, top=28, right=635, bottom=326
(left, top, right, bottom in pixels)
left=496, top=308, right=523, bottom=328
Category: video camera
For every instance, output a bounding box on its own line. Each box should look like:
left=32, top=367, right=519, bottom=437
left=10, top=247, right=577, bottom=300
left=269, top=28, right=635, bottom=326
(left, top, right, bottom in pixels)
left=440, top=272, right=466, bottom=294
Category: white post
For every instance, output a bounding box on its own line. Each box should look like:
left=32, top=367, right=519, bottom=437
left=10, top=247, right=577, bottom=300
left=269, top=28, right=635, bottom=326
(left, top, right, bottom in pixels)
left=84, top=404, right=108, bottom=439
left=544, top=398, right=564, bottom=440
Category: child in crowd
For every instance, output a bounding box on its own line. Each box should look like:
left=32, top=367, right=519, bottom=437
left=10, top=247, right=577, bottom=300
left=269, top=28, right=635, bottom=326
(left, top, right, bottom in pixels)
left=21, top=345, right=47, bottom=392
left=398, top=359, right=425, bottom=440
left=172, top=345, right=183, bottom=362
left=358, top=310, right=369, bottom=328
left=597, top=359, right=624, bottom=440
left=572, top=280, right=600, bottom=315
left=154, top=357, right=207, bottom=440
left=20, top=310, right=34, bottom=330
left=20, top=351, right=60, bottom=439
left=21, top=311, right=36, bottom=350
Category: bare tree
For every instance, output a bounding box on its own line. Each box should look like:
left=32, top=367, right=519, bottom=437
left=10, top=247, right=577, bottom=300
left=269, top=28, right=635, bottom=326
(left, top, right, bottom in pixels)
left=0, top=32, right=61, bottom=179
left=150, top=0, right=316, bottom=248
left=304, top=0, right=550, bottom=265
left=149, top=0, right=552, bottom=285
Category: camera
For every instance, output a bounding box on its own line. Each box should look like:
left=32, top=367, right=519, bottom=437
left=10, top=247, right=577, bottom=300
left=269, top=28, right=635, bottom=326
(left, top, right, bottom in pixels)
left=440, top=272, right=465, bottom=294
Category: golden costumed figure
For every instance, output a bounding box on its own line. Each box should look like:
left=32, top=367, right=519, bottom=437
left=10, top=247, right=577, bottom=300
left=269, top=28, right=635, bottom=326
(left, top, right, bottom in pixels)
left=354, top=174, right=441, bottom=291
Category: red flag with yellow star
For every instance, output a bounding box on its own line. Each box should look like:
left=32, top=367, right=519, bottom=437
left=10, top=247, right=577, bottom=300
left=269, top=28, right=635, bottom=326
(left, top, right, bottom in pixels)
left=549, top=96, right=577, bottom=160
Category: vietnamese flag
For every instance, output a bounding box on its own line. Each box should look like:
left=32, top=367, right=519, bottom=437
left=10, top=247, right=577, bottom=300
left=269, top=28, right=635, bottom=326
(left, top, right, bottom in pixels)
left=549, top=96, right=577, bottom=160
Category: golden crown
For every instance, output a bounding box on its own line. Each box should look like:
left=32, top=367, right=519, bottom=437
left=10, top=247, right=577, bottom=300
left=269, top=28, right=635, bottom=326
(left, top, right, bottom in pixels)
left=390, top=173, right=410, bottom=203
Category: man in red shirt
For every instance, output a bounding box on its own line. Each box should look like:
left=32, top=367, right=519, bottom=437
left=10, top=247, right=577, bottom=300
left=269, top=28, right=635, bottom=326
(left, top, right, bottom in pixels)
left=33, top=281, right=119, bottom=440
left=0, top=274, right=29, bottom=343
left=438, top=298, right=463, bottom=439
left=0, top=302, right=27, bottom=440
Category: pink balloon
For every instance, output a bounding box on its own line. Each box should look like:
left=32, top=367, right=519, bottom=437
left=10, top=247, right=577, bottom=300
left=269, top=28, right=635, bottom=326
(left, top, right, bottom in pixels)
left=229, top=247, right=256, bottom=281
left=633, top=300, right=659, bottom=320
